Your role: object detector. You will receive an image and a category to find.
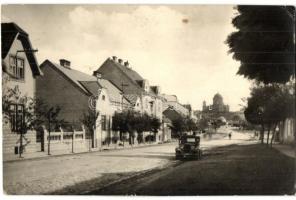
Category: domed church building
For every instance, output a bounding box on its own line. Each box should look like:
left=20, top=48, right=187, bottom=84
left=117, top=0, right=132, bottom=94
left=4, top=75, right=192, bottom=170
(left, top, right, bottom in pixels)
left=203, top=93, right=229, bottom=113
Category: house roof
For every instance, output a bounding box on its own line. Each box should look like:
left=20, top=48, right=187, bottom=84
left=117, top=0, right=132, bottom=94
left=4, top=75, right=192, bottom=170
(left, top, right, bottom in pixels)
left=1, top=23, right=42, bottom=76
left=110, top=59, right=143, bottom=82
left=96, top=57, right=163, bottom=99
left=124, top=94, right=139, bottom=105
left=79, top=81, right=101, bottom=96
left=42, top=60, right=98, bottom=95
left=97, top=78, right=130, bottom=104
left=42, top=60, right=131, bottom=106
left=162, top=94, right=178, bottom=102
left=163, top=108, right=183, bottom=121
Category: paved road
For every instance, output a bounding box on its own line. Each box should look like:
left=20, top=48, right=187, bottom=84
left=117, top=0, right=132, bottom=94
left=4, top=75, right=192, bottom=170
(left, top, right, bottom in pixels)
left=3, top=127, right=255, bottom=194
left=89, top=143, right=295, bottom=195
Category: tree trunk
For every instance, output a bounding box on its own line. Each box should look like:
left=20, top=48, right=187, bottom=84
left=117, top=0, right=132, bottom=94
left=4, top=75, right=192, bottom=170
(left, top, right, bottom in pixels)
left=266, top=124, right=271, bottom=145
left=260, top=124, right=265, bottom=144
left=270, top=123, right=278, bottom=147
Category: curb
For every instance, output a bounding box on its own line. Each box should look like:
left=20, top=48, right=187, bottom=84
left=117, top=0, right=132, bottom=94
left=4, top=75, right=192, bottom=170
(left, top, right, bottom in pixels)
left=4, top=142, right=176, bottom=164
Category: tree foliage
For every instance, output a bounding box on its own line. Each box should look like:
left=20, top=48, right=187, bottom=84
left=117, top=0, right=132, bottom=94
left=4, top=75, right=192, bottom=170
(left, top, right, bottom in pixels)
left=244, top=83, right=295, bottom=144
left=226, top=6, right=295, bottom=84
left=170, top=116, right=198, bottom=137
left=80, top=108, right=99, bottom=136
left=112, top=110, right=162, bottom=144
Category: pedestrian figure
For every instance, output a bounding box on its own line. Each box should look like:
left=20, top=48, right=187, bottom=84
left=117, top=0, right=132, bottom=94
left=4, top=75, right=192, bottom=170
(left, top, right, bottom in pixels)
left=228, top=132, right=232, bottom=140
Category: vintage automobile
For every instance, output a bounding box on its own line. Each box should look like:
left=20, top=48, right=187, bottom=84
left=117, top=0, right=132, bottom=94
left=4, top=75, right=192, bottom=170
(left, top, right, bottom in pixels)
left=175, top=135, right=202, bottom=160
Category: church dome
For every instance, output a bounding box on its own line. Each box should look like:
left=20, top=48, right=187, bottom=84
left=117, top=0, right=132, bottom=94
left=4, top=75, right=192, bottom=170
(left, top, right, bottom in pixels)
left=213, top=93, right=223, bottom=100
left=213, top=93, right=224, bottom=107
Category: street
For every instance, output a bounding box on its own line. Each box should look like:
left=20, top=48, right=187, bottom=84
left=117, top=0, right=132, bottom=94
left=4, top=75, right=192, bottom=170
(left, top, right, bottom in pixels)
left=91, top=143, right=295, bottom=195
left=3, top=127, right=262, bottom=195
left=3, top=127, right=295, bottom=195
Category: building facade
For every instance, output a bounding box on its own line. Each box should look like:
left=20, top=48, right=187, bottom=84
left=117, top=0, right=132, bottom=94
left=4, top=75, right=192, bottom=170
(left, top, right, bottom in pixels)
left=2, top=23, right=42, bottom=160
left=94, top=56, right=165, bottom=142
left=203, top=93, right=230, bottom=113
left=36, top=59, right=132, bottom=151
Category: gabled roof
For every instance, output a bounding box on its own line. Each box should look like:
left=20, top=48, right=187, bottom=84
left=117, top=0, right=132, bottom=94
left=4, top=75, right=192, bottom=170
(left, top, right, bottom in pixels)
left=41, top=60, right=131, bottom=106
left=97, top=78, right=130, bottom=104
left=110, top=59, right=143, bottom=82
left=162, top=94, right=178, bottom=102
left=96, top=57, right=163, bottom=99
left=79, top=81, right=101, bottom=96
left=124, top=94, right=139, bottom=105
left=1, top=23, right=42, bottom=76
left=41, top=60, right=98, bottom=95
left=163, top=107, right=183, bottom=121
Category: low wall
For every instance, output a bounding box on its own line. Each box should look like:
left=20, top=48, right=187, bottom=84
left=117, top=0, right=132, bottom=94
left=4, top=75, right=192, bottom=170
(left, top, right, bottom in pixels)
left=3, top=119, right=39, bottom=160
left=43, top=127, right=88, bottom=154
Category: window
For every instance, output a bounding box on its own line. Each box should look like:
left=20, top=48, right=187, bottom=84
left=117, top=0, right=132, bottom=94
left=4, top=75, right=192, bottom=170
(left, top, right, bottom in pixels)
left=9, top=55, right=25, bottom=80
left=101, top=115, right=106, bottom=131
left=9, top=104, right=24, bottom=132
left=102, top=95, right=105, bottom=101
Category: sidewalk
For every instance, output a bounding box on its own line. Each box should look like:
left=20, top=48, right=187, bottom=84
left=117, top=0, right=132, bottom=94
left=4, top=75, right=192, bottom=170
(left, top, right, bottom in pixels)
left=3, top=141, right=168, bottom=163
left=272, top=143, right=295, bottom=158
left=3, top=142, right=176, bottom=195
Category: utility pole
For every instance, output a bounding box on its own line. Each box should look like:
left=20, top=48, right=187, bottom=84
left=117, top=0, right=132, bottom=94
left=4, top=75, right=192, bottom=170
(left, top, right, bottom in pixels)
left=47, top=111, right=51, bottom=155
left=19, top=117, right=24, bottom=158
left=121, top=82, right=129, bottom=110
left=120, top=82, right=128, bottom=146
left=71, top=125, right=74, bottom=153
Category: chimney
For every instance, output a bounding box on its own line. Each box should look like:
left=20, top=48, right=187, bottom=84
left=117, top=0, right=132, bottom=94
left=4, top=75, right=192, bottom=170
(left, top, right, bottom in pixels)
left=124, top=61, right=129, bottom=67
left=155, top=86, right=161, bottom=95
left=112, top=56, right=117, bottom=61
left=118, top=58, right=123, bottom=64
left=60, top=59, right=71, bottom=69
left=93, top=71, right=102, bottom=79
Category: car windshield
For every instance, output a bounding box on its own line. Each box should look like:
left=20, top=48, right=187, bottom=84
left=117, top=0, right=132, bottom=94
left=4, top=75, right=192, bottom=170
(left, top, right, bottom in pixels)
left=180, top=137, right=197, bottom=144
left=186, top=138, right=196, bottom=143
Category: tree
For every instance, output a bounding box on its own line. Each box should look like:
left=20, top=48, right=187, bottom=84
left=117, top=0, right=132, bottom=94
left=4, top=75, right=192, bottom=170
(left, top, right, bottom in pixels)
left=170, top=116, right=198, bottom=138
left=197, top=117, right=210, bottom=131
left=112, top=110, right=162, bottom=144
left=2, top=83, right=64, bottom=156
left=170, top=117, right=186, bottom=138
left=150, top=116, right=161, bottom=141
left=244, top=83, right=295, bottom=145
left=184, top=117, right=197, bottom=132
left=226, top=6, right=295, bottom=84
left=81, top=108, right=99, bottom=150
left=33, top=99, right=64, bottom=155
left=112, top=111, right=128, bottom=146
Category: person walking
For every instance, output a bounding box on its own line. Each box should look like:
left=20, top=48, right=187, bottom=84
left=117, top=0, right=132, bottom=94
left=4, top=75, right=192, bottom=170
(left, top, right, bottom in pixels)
left=228, top=132, right=232, bottom=140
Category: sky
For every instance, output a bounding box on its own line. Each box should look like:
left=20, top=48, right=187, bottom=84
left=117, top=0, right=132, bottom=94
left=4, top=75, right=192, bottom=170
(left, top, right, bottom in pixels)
left=1, top=4, right=252, bottom=111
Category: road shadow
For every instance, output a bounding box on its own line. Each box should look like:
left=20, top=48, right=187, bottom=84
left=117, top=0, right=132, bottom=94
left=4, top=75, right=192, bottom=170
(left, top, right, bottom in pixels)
left=98, top=153, right=175, bottom=160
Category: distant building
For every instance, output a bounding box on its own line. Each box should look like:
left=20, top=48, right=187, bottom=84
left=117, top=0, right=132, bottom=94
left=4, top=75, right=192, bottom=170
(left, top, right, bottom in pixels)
left=162, top=94, right=190, bottom=117
left=203, top=93, right=230, bottom=113
left=2, top=23, right=42, bottom=160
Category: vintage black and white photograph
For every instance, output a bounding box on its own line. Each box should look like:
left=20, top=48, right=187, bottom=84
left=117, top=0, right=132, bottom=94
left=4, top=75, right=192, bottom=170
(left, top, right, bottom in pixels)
left=1, top=1, right=295, bottom=196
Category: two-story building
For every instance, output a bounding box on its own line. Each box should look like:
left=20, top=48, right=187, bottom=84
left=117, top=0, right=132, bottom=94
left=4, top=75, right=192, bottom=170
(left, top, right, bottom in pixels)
left=94, top=56, right=164, bottom=142
left=2, top=23, right=43, bottom=160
